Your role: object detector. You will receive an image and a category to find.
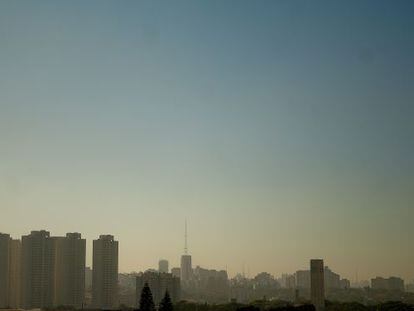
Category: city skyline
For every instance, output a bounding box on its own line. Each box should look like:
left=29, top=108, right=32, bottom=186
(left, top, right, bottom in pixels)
left=1, top=0, right=413, bottom=284
left=0, top=228, right=411, bottom=285
left=1, top=228, right=412, bottom=309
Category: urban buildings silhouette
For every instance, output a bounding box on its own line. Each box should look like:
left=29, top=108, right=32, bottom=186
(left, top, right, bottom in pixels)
left=18, top=231, right=86, bottom=309
left=371, top=277, right=405, bottom=291
left=0, top=230, right=411, bottom=309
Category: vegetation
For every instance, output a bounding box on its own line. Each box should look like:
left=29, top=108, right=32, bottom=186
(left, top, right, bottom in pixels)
left=139, top=282, right=155, bottom=311
left=160, top=291, right=174, bottom=311
left=40, top=300, right=414, bottom=311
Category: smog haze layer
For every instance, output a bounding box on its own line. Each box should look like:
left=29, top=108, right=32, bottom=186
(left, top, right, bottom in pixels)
left=0, top=0, right=413, bottom=282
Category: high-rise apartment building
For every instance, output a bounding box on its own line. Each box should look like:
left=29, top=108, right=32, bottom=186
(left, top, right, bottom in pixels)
left=0, top=234, right=22, bottom=309
left=159, top=259, right=169, bottom=273
left=0, top=233, right=10, bottom=308
left=21, top=230, right=86, bottom=309
left=310, top=259, right=325, bottom=311
left=53, top=233, right=86, bottom=308
left=92, top=235, right=119, bottom=309
left=21, top=230, right=55, bottom=309
left=8, top=239, right=21, bottom=308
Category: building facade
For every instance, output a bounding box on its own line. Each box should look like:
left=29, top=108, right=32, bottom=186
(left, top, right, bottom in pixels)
left=0, top=233, right=10, bottom=308
left=53, top=233, right=86, bottom=308
left=8, top=239, right=21, bottom=308
left=310, top=259, right=325, bottom=311
left=92, top=235, right=119, bottom=309
left=21, top=230, right=55, bottom=309
left=159, top=259, right=169, bottom=273
left=193, top=266, right=229, bottom=303
left=180, top=254, right=192, bottom=283
left=324, top=266, right=340, bottom=290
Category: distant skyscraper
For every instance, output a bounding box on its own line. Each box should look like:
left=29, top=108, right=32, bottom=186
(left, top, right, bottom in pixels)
left=92, top=235, right=119, bottom=309
left=21, top=230, right=55, bottom=309
left=180, top=255, right=192, bottom=283
left=310, top=259, right=325, bottom=311
left=0, top=233, right=10, bottom=308
left=159, top=259, right=169, bottom=273
left=180, top=220, right=192, bottom=283
left=53, top=233, right=86, bottom=308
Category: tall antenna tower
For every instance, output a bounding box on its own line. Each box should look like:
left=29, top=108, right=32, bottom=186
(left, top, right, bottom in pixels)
left=184, top=218, right=188, bottom=254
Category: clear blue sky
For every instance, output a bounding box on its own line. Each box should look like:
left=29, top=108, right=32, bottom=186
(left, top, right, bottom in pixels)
left=0, top=1, right=413, bottom=281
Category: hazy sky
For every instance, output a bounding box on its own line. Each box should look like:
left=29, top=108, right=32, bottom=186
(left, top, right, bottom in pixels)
left=0, top=1, right=413, bottom=282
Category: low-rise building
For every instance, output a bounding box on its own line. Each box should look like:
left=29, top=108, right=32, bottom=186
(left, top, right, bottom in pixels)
left=371, top=277, right=404, bottom=291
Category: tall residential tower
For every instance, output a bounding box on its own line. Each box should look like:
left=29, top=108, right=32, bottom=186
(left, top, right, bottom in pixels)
left=310, top=259, right=325, bottom=311
left=0, top=233, right=10, bottom=308
left=8, top=239, right=21, bottom=308
left=53, top=233, right=86, bottom=308
left=21, top=230, right=55, bottom=309
left=92, top=235, right=119, bottom=309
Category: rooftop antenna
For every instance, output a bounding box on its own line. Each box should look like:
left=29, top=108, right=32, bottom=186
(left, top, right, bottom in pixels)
left=184, top=218, right=188, bottom=255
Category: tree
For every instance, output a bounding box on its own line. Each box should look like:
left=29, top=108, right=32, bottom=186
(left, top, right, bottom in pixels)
left=159, top=290, right=174, bottom=311
left=139, top=283, right=155, bottom=311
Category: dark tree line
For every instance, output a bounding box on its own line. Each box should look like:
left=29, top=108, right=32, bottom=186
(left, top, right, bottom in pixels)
left=139, top=282, right=173, bottom=311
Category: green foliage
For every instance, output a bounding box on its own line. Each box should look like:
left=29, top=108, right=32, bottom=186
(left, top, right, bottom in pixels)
left=325, top=301, right=369, bottom=311
left=139, top=282, right=155, bottom=311
left=160, top=291, right=174, bottom=311
left=375, top=301, right=414, bottom=311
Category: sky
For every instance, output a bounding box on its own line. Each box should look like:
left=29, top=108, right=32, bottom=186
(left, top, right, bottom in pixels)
left=0, top=1, right=413, bottom=282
